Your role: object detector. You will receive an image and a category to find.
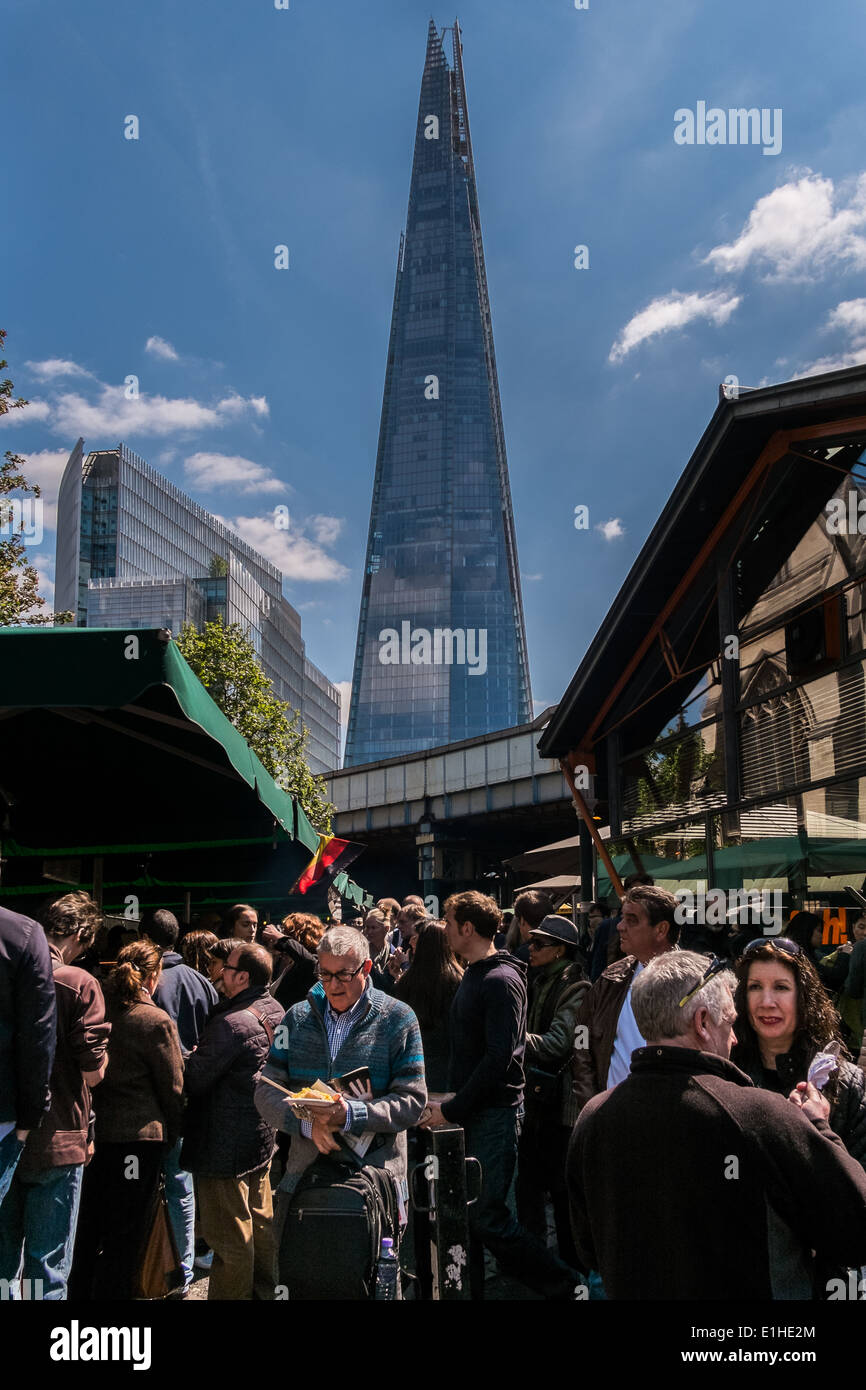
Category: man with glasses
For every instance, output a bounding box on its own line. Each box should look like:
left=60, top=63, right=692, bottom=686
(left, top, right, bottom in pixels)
left=254, top=926, right=426, bottom=1214
left=567, top=949, right=866, bottom=1299
left=181, top=942, right=284, bottom=1299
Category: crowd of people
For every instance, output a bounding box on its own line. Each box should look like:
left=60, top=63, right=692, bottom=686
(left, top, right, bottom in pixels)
left=2, top=879, right=866, bottom=1301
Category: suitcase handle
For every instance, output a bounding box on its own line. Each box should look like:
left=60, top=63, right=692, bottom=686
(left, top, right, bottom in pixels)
left=410, top=1154, right=483, bottom=1212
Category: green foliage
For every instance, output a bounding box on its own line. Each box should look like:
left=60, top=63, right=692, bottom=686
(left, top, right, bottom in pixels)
left=176, top=615, right=334, bottom=834
left=208, top=554, right=228, bottom=577
left=630, top=712, right=719, bottom=860
left=0, top=330, right=73, bottom=628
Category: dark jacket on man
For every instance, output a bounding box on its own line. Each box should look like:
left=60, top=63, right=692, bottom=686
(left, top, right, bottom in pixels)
left=568, top=1045, right=866, bottom=1300
left=20, top=944, right=110, bottom=1175
left=441, top=950, right=526, bottom=1125
left=572, top=955, right=640, bottom=1115
left=182, top=984, right=284, bottom=1179
left=153, top=950, right=218, bottom=1057
left=0, top=906, right=57, bottom=1132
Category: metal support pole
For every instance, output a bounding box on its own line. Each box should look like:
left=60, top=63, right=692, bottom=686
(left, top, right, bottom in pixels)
left=411, top=1125, right=479, bottom=1300
left=560, top=760, right=625, bottom=899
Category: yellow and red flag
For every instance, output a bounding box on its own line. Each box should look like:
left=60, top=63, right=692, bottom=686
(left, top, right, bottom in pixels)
left=293, top=834, right=364, bottom=895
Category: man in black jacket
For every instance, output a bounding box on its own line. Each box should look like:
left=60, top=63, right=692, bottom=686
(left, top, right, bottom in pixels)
left=0, top=906, right=56, bottom=1209
left=181, top=942, right=283, bottom=1300
left=568, top=950, right=866, bottom=1299
left=421, top=891, right=578, bottom=1299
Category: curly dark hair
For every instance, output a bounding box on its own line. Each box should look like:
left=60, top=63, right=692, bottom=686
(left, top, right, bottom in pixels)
left=732, top=942, right=847, bottom=1103
left=40, top=892, right=102, bottom=948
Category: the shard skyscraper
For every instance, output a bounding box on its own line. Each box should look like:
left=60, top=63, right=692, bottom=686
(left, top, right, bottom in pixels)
left=344, top=20, right=532, bottom=767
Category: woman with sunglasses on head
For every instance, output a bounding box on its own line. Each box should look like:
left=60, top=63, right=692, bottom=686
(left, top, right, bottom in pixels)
left=732, top=938, right=866, bottom=1170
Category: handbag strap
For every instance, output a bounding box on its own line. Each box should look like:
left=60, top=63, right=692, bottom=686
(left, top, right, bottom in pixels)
left=244, top=1002, right=275, bottom=1048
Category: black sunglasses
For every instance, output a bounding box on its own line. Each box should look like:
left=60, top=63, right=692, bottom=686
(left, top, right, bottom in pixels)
left=741, top=937, right=801, bottom=958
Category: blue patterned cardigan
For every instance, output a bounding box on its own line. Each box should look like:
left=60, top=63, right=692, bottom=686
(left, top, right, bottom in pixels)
left=253, top=981, right=427, bottom=1198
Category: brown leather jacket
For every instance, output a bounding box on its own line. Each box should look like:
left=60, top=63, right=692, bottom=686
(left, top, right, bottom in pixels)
left=572, top=956, right=640, bottom=1115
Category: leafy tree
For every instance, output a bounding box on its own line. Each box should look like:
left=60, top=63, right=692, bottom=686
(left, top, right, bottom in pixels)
left=626, top=711, right=720, bottom=861
left=0, top=329, right=73, bottom=626
left=176, top=615, right=334, bottom=833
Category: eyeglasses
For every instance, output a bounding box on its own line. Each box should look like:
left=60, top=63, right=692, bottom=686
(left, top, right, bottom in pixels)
left=528, top=938, right=558, bottom=951
left=677, top=956, right=728, bottom=1008
left=316, top=964, right=366, bottom=985
left=223, top=962, right=244, bottom=974
left=741, top=937, right=801, bottom=958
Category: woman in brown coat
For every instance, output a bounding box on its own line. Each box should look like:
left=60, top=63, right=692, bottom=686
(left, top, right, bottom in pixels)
left=70, top=940, right=185, bottom=1300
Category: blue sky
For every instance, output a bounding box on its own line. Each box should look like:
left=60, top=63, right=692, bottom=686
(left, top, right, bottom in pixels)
left=6, top=0, right=866, bottom=738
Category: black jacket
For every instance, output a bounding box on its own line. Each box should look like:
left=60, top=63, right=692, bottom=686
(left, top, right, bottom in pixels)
left=568, top=1045, right=866, bottom=1300
left=0, top=906, right=57, bottom=1131
left=442, top=950, right=527, bottom=1124
left=270, top=937, right=317, bottom=1011
left=181, top=985, right=284, bottom=1178
left=733, top=1046, right=866, bottom=1171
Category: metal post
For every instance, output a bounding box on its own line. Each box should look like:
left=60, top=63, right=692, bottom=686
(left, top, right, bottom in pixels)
left=411, top=1126, right=478, bottom=1300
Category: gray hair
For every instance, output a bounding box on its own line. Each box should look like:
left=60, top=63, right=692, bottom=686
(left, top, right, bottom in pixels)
left=317, top=926, right=370, bottom=968
left=631, top=950, right=735, bottom=1040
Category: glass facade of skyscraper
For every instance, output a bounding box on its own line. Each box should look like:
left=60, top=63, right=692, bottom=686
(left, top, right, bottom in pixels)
left=345, top=22, right=532, bottom=766
left=55, top=440, right=341, bottom=773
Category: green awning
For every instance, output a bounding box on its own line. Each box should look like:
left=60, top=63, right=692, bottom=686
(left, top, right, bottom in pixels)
left=0, top=627, right=365, bottom=909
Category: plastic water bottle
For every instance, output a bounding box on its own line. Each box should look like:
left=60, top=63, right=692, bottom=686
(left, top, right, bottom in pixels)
left=373, top=1237, right=399, bottom=1300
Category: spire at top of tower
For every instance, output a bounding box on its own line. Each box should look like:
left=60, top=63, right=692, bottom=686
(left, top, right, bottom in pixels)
left=424, top=17, right=446, bottom=70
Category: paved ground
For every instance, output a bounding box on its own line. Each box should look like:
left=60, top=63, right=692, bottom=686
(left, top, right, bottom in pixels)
left=185, top=1206, right=555, bottom=1301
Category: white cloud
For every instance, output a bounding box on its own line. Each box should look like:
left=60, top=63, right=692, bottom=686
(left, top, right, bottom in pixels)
left=223, top=514, right=350, bottom=582
left=15, top=449, right=72, bottom=531
left=49, top=383, right=269, bottom=438
left=309, top=515, right=343, bottom=546
left=609, top=290, right=741, bottom=363
left=184, top=451, right=284, bottom=494
left=597, top=518, right=626, bottom=540
left=145, top=336, right=180, bottom=361
left=792, top=296, right=866, bottom=377
left=824, top=298, right=866, bottom=343
left=790, top=349, right=866, bottom=380
left=0, top=399, right=51, bottom=426
left=30, top=552, right=55, bottom=608
left=24, top=358, right=93, bottom=381
left=522, top=572, right=543, bottom=582
left=704, top=172, right=866, bottom=281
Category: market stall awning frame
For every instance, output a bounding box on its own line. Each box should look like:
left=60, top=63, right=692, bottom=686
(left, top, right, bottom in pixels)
left=0, top=627, right=367, bottom=908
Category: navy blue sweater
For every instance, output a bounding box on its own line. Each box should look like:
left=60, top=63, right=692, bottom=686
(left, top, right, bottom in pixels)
left=153, top=952, right=218, bottom=1057
left=442, top=950, right=527, bottom=1125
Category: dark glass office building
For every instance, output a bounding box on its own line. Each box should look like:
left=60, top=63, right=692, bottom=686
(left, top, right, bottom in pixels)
left=344, top=21, right=532, bottom=766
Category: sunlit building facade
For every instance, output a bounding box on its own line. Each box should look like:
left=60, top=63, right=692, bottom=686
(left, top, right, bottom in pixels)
left=55, top=439, right=340, bottom=772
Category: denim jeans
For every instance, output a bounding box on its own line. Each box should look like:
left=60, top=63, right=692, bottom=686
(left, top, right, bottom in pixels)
left=0, top=1130, right=24, bottom=1208
left=0, top=1162, right=83, bottom=1299
left=463, top=1106, right=578, bottom=1300
left=163, top=1139, right=195, bottom=1288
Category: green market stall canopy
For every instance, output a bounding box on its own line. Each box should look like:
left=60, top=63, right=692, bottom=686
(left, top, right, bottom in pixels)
left=0, top=627, right=370, bottom=914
